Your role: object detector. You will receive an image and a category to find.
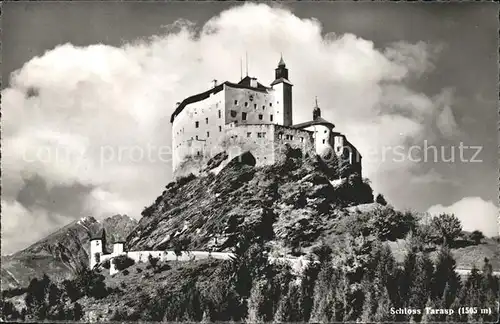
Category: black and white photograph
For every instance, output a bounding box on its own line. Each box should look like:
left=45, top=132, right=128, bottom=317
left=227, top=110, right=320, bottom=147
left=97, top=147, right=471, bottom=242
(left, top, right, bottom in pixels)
left=1, top=1, right=499, bottom=322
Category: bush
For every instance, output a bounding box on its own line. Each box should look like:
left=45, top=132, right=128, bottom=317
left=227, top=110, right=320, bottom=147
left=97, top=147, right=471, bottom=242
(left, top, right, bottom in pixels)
left=113, top=255, right=135, bottom=271
left=137, top=268, right=143, bottom=273
left=123, top=269, right=130, bottom=276
left=375, top=194, right=388, bottom=206
left=102, top=259, right=111, bottom=269
left=469, top=230, right=485, bottom=245
left=148, top=254, right=160, bottom=268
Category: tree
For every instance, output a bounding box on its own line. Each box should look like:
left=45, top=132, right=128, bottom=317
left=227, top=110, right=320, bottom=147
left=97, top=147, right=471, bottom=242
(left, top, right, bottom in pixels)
left=469, top=230, right=485, bottom=245
left=171, top=237, right=190, bottom=260
left=375, top=193, right=388, bottom=206
left=24, top=274, right=84, bottom=321
left=407, top=252, right=434, bottom=322
left=431, top=246, right=460, bottom=306
left=430, top=213, right=462, bottom=246
left=299, top=262, right=320, bottom=322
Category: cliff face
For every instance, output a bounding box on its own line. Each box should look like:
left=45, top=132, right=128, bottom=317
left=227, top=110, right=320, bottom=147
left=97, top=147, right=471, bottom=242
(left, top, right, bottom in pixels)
left=127, top=148, right=374, bottom=254
left=1, top=215, right=137, bottom=289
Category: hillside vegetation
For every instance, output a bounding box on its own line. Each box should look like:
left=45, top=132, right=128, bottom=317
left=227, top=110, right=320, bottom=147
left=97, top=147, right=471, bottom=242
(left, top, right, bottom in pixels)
left=2, top=148, right=498, bottom=322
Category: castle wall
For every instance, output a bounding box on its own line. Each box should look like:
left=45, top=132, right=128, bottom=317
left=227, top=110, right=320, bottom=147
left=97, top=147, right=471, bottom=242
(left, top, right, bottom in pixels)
left=273, top=125, right=314, bottom=162
left=224, top=86, right=276, bottom=126
left=304, top=124, right=334, bottom=160
left=224, top=123, right=277, bottom=165
left=172, top=89, right=226, bottom=172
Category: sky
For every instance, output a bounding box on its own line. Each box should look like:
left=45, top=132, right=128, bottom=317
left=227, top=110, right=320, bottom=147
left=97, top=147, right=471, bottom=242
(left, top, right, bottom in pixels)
left=2, top=2, right=498, bottom=254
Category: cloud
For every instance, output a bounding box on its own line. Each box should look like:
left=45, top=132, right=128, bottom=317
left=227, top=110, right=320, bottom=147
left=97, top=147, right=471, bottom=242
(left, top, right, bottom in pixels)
left=1, top=199, right=70, bottom=255
left=2, top=3, right=458, bottom=253
left=427, top=197, right=499, bottom=237
left=410, top=168, right=460, bottom=186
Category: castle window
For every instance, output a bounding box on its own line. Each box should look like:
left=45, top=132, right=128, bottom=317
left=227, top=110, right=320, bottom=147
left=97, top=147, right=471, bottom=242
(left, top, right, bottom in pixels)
left=195, top=121, right=199, bottom=128
left=270, top=103, right=272, bottom=107
left=270, top=115, right=273, bottom=122
left=206, top=117, right=209, bottom=124
left=234, top=100, right=238, bottom=105
left=219, top=126, right=222, bottom=132
left=207, top=131, right=210, bottom=138
left=278, top=133, right=283, bottom=139
left=290, top=135, right=294, bottom=140
left=230, top=110, right=237, bottom=117
left=196, top=135, right=199, bottom=140
left=257, top=132, right=264, bottom=138
left=324, top=130, right=327, bottom=134
left=300, top=137, right=304, bottom=143
left=242, top=112, right=247, bottom=121
left=197, top=151, right=201, bottom=156
left=322, top=139, right=326, bottom=144
left=262, top=105, right=265, bottom=110
left=254, top=104, right=257, bottom=109
left=247, top=132, right=251, bottom=138
left=244, top=102, right=248, bottom=107
left=259, top=114, right=263, bottom=120
left=218, top=110, right=222, bottom=118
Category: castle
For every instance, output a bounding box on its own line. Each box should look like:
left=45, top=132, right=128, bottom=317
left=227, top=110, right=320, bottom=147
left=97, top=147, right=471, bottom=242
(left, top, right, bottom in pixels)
left=171, top=56, right=362, bottom=178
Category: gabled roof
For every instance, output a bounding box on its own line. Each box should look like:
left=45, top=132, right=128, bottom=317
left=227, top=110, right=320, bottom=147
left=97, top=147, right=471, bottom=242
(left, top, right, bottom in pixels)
left=292, top=117, right=335, bottom=130
left=90, top=228, right=105, bottom=241
left=270, top=77, right=293, bottom=86
left=238, top=76, right=270, bottom=91
left=170, top=79, right=272, bottom=123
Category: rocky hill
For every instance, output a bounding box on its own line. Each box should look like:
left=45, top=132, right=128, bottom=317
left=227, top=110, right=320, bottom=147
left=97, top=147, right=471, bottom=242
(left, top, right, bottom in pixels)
left=1, top=215, right=137, bottom=289
left=127, top=148, right=374, bottom=255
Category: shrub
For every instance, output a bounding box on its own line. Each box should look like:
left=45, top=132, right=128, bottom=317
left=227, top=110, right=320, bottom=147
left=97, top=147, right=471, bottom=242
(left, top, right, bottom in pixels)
left=375, top=193, right=388, bottom=206
left=123, top=269, right=130, bottom=276
left=112, top=255, right=135, bottom=271
left=137, top=268, right=143, bottom=273
left=102, top=259, right=111, bottom=269
left=148, top=254, right=160, bottom=268
left=469, top=230, right=485, bottom=245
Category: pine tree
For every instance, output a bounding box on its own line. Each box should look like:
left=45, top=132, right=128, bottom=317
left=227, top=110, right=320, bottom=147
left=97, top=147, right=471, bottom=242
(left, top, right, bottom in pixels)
left=373, top=286, right=395, bottom=323
left=309, top=262, right=338, bottom=323
left=299, top=262, right=319, bottom=322
left=432, top=246, right=461, bottom=310
left=407, top=252, right=433, bottom=322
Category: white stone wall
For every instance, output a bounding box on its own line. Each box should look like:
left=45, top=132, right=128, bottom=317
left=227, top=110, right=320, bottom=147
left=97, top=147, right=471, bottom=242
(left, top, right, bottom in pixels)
left=89, top=240, right=104, bottom=269
left=113, top=243, right=124, bottom=255
left=304, top=124, right=333, bottom=159
left=224, top=86, right=276, bottom=126
left=172, top=89, right=226, bottom=172
left=271, top=82, right=293, bottom=126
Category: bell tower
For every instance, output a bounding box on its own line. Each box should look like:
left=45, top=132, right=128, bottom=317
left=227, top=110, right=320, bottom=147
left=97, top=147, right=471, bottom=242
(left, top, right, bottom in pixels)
left=271, top=55, right=293, bottom=126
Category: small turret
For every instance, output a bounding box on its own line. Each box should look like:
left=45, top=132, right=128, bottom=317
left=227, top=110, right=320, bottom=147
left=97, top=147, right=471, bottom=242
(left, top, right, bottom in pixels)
left=313, top=97, right=321, bottom=120
left=89, top=228, right=106, bottom=269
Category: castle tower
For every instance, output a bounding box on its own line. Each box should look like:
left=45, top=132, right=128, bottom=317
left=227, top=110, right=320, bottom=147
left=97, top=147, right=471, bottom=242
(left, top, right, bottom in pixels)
left=313, top=97, right=321, bottom=120
left=89, top=228, right=106, bottom=269
left=270, top=55, right=293, bottom=126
